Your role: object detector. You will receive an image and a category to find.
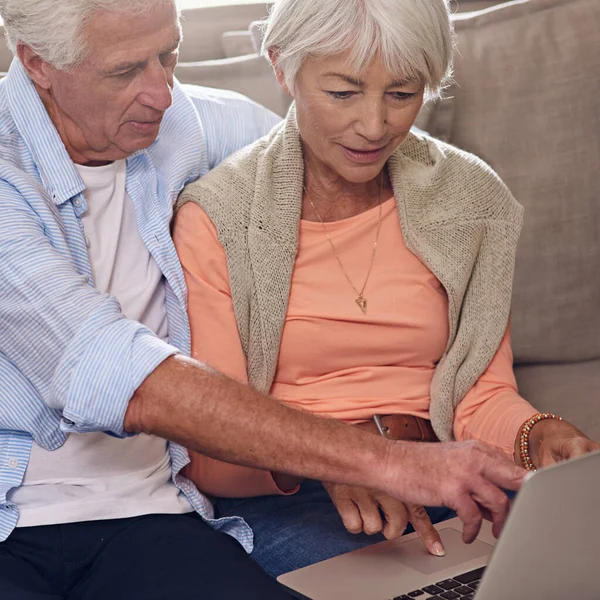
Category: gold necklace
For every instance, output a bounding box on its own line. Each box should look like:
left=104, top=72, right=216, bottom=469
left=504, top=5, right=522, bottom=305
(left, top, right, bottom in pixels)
left=304, top=172, right=384, bottom=315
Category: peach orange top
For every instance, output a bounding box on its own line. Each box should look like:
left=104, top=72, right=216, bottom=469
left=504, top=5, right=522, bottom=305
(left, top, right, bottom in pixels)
left=173, top=199, right=537, bottom=497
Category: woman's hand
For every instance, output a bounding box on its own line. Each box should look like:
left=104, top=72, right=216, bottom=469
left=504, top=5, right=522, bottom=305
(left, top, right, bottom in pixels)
left=322, top=481, right=446, bottom=556
left=521, top=419, right=600, bottom=469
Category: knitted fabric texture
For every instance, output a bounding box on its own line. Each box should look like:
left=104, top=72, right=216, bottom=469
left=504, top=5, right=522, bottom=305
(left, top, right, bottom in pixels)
left=176, top=105, right=524, bottom=441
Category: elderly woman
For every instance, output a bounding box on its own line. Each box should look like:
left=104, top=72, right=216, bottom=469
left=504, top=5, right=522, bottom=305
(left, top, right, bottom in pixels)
left=172, top=0, right=598, bottom=579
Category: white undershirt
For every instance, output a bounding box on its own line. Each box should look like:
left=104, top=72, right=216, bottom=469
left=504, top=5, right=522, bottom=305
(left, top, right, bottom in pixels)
left=12, top=160, right=192, bottom=527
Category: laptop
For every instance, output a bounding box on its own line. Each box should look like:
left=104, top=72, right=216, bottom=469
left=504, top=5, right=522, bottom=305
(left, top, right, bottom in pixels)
left=278, top=450, right=600, bottom=600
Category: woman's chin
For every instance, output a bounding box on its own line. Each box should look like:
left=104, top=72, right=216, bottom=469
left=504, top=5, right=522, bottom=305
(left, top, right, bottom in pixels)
left=335, top=164, right=387, bottom=184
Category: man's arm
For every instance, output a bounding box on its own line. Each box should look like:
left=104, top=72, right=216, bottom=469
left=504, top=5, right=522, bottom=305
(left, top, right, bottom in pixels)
left=0, top=183, right=177, bottom=436
left=126, top=354, right=526, bottom=543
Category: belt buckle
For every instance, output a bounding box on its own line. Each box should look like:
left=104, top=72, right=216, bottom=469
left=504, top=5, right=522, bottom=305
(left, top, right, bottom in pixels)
left=373, top=415, right=389, bottom=438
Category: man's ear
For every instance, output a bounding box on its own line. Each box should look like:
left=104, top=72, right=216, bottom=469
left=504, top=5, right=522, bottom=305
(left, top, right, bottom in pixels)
left=17, top=43, right=54, bottom=90
left=267, top=47, right=293, bottom=98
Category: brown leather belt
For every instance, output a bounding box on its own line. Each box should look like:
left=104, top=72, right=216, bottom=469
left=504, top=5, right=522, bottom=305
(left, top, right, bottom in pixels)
left=357, top=414, right=438, bottom=442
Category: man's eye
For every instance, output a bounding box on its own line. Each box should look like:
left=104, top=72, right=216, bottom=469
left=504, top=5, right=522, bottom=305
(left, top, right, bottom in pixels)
left=326, top=91, right=356, bottom=100
left=115, top=69, right=136, bottom=79
left=160, top=52, right=179, bottom=66
left=391, top=92, right=417, bottom=100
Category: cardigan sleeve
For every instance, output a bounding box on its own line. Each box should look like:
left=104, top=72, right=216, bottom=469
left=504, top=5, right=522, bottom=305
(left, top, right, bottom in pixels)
left=172, top=201, right=298, bottom=497
left=453, top=326, right=537, bottom=460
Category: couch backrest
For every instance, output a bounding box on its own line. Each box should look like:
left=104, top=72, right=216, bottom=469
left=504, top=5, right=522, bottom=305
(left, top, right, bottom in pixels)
left=178, top=3, right=271, bottom=62
left=419, top=0, right=600, bottom=365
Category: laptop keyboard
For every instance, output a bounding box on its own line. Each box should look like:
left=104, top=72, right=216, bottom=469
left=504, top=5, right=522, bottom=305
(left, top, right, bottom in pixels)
left=389, top=566, right=485, bottom=600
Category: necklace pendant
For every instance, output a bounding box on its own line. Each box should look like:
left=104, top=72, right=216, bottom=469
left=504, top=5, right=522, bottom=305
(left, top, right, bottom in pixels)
left=355, top=296, right=367, bottom=314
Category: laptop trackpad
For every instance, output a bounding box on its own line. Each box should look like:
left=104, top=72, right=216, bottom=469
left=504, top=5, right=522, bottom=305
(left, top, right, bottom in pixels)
left=392, top=528, right=493, bottom=576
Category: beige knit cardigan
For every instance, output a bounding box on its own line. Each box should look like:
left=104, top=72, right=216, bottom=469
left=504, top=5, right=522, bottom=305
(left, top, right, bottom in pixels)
left=177, top=106, right=523, bottom=442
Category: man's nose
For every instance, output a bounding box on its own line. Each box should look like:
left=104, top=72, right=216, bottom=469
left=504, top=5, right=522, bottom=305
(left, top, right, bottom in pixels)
left=137, top=62, right=174, bottom=113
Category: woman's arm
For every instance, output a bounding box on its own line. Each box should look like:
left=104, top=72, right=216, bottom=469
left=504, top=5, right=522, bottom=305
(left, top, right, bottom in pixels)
left=454, top=325, right=600, bottom=467
left=173, top=201, right=299, bottom=497
left=453, top=326, right=537, bottom=461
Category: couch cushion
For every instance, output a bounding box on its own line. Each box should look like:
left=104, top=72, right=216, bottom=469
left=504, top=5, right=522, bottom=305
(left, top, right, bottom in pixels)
left=221, top=31, right=256, bottom=58
left=421, top=0, right=600, bottom=365
left=515, top=360, right=600, bottom=440
left=0, top=26, right=13, bottom=72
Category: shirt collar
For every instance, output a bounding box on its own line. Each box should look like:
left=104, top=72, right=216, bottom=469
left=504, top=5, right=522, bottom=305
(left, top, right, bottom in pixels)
left=5, top=59, right=85, bottom=205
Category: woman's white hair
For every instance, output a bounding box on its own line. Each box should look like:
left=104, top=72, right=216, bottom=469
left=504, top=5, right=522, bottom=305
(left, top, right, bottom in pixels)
left=261, top=0, right=455, bottom=101
left=0, top=0, right=180, bottom=71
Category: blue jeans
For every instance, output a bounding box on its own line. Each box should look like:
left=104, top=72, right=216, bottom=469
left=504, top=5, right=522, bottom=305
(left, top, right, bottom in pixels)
left=216, top=480, right=456, bottom=578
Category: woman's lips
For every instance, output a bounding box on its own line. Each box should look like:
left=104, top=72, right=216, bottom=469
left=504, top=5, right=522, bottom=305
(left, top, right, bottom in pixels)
left=341, top=145, right=386, bottom=164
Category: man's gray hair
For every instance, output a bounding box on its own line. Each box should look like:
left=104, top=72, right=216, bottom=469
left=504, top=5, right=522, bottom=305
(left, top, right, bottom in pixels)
left=261, top=0, right=455, bottom=101
left=0, top=0, right=180, bottom=71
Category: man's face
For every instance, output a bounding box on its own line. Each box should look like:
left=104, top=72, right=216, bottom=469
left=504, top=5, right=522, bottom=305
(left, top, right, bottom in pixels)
left=42, top=1, right=181, bottom=165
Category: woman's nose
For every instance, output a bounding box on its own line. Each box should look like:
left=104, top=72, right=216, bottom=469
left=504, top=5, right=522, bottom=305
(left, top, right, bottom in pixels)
left=356, top=100, right=387, bottom=142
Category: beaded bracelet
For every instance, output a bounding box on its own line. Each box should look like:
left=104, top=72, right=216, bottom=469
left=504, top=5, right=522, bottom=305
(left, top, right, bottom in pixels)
left=518, top=412, right=563, bottom=471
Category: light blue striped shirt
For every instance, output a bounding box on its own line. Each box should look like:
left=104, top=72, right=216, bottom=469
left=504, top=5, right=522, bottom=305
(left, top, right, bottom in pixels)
left=0, top=59, right=280, bottom=550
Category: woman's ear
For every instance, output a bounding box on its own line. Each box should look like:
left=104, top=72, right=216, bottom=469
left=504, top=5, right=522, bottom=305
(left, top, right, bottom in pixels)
left=267, top=47, right=293, bottom=97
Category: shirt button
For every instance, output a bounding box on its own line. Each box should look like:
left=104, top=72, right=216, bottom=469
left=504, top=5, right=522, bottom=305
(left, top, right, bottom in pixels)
left=62, top=418, right=75, bottom=426
left=7, top=458, right=19, bottom=469
left=73, top=198, right=82, bottom=208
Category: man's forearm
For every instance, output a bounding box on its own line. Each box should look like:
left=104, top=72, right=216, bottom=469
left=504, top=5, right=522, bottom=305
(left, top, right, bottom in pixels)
left=125, top=355, right=391, bottom=490
left=126, top=356, right=529, bottom=542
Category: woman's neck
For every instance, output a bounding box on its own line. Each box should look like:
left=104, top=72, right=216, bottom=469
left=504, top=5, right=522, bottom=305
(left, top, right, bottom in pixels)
left=302, top=150, right=393, bottom=223
left=302, top=168, right=393, bottom=223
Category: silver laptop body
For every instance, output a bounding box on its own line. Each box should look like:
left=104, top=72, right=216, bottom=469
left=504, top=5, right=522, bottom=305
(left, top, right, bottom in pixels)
left=278, top=450, right=600, bottom=600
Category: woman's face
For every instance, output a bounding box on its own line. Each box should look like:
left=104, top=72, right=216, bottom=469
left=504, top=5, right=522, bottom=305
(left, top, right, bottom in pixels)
left=284, top=51, right=425, bottom=184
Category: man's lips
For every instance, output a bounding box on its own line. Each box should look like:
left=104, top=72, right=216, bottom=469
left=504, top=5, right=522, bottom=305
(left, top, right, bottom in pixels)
left=127, top=118, right=162, bottom=134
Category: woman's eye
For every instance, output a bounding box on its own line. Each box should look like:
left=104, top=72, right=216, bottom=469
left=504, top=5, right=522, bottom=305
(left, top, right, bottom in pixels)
left=327, top=91, right=356, bottom=100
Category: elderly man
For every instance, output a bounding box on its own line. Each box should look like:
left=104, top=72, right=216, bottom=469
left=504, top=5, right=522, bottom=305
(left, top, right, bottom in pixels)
left=0, top=0, right=527, bottom=598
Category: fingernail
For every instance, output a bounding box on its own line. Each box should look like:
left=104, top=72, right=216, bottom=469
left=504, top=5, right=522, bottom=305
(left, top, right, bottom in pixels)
left=432, top=542, right=445, bottom=557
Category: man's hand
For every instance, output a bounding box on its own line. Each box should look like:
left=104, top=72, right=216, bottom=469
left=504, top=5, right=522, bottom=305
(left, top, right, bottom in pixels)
left=380, top=440, right=525, bottom=544
left=522, top=419, right=600, bottom=469
left=323, top=481, right=446, bottom=556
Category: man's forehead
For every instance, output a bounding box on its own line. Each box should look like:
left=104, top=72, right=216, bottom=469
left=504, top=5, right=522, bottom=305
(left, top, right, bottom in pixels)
left=82, top=2, right=181, bottom=68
